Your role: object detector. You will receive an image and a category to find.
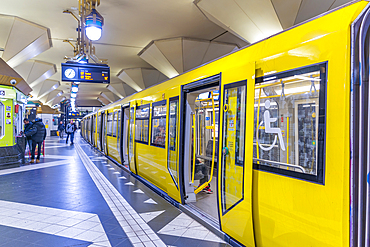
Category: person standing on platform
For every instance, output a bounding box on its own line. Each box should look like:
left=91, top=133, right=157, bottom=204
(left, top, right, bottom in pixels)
left=58, top=121, right=65, bottom=139
left=23, top=118, right=33, bottom=156
left=66, top=120, right=76, bottom=145
left=30, top=118, right=46, bottom=163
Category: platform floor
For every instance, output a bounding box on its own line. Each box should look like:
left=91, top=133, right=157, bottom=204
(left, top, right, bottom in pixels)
left=0, top=133, right=229, bottom=247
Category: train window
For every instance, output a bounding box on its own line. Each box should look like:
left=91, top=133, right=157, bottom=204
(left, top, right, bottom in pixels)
left=151, top=101, right=166, bottom=148
left=107, top=112, right=113, bottom=136
left=113, top=112, right=117, bottom=137
left=0, top=102, right=4, bottom=138
left=135, top=104, right=150, bottom=144
left=221, top=81, right=247, bottom=213
left=167, top=97, right=179, bottom=186
left=253, top=64, right=327, bottom=183
left=93, top=116, right=96, bottom=133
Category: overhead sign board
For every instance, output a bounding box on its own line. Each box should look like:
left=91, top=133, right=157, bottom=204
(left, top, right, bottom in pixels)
left=61, top=62, right=110, bottom=83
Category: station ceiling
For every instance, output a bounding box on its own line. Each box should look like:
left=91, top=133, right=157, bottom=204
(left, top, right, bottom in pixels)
left=0, top=0, right=352, bottom=107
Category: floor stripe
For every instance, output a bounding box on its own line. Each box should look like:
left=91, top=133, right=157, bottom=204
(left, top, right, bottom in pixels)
left=158, top=213, right=225, bottom=243
left=75, top=142, right=167, bottom=247
left=0, top=160, right=70, bottom=176
left=0, top=200, right=110, bottom=245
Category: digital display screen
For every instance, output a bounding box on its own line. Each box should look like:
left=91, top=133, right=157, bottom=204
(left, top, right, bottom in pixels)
left=62, top=63, right=110, bottom=83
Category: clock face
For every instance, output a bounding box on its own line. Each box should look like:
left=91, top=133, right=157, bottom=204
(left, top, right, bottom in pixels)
left=64, top=68, right=76, bottom=79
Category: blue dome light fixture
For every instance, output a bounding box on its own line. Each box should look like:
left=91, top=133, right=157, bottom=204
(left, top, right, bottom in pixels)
left=85, top=2, right=104, bottom=41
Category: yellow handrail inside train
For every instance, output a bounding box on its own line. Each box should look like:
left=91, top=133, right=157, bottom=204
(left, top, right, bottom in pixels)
left=256, top=88, right=262, bottom=163
left=191, top=113, right=196, bottom=184
left=287, top=116, right=289, bottom=165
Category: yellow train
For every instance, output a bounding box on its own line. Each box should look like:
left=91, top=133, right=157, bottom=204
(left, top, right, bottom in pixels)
left=81, top=1, right=370, bottom=246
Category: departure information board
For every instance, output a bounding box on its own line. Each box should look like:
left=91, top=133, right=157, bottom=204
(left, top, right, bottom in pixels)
left=61, top=62, right=110, bottom=83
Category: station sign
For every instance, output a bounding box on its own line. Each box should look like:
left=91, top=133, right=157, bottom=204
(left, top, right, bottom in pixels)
left=61, top=62, right=110, bottom=83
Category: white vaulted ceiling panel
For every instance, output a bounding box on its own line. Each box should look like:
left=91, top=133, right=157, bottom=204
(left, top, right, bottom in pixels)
left=155, top=38, right=184, bottom=74
left=117, top=68, right=146, bottom=92
left=294, top=0, right=336, bottom=24
left=37, top=80, right=60, bottom=99
left=0, top=15, right=51, bottom=68
left=195, top=0, right=283, bottom=43
left=0, top=16, right=14, bottom=50
left=141, top=69, right=168, bottom=89
left=139, top=44, right=179, bottom=79
left=107, top=83, right=126, bottom=99
left=330, top=0, right=353, bottom=9
left=201, top=42, right=238, bottom=65
left=14, top=60, right=57, bottom=88
left=97, top=96, right=110, bottom=106
left=182, top=39, right=211, bottom=72
left=100, top=92, right=119, bottom=103
left=139, top=37, right=237, bottom=79
left=42, top=89, right=63, bottom=105
left=117, top=68, right=168, bottom=92
left=271, top=0, right=303, bottom=29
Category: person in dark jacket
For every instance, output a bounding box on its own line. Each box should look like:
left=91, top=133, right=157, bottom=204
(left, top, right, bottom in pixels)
left=23, top=118, right=33, bottom=154
left=66, top=120, right=76, bottom=145
left=58, top=121, right=65, bottom=139
left=30, top=118, right=46, bottom=163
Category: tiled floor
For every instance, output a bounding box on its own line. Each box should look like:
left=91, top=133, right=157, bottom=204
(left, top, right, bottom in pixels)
left=0, top=133, right=230, bottom=247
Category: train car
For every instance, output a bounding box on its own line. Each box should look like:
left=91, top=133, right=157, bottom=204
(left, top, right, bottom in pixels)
left=81, top=1, right=370, bottom=246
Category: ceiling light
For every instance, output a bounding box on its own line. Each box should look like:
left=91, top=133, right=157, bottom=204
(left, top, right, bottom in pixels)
left=71, top=93, right=77, bottom=98
left=71, top=87, right=78, bottom=93
left=85, top=9, right=104, bottom=41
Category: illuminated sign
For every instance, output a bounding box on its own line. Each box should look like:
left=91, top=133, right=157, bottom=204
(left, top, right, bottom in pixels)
left=61, top=62, right=110, bottom=83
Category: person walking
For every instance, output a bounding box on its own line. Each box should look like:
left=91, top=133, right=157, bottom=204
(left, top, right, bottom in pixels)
left=66, top=120, right=76, bottom=145
left=23, top=118, right=33, bottom=160
left=30, top=118, right=46, bottom=163
left=58, top=121, right=65, bottom=139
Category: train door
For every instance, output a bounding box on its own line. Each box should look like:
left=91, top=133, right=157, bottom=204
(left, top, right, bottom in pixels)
left=97, top=113, right=102, bottom=151
left=91, top=116, right=95, bottom=146
left=220, top=81, right=255, bottom=246
left=181, top=76, right=220, bottom=222
left=102, top=111, right=107, bottom=154
left=128, top=104, right=137, bottom=173
left=120, top=105, right=130, bottom=169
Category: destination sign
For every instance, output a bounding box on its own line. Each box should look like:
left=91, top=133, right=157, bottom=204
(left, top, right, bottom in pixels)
left=61, top=62, right=110, bottom=83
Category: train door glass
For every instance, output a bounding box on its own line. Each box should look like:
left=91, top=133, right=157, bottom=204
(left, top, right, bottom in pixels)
left=97, top=114, right=101, bottom=151
left=92, top=116, right=95, bottom=146
left=184, top=86, right=220, bottom=221
left=120, top=107, right=130, bottom=168
left=117, top=110, right=121, bottom=161
left=129, top=107, right=137, bottom=173
left=102, top=113, right=107, bottom=154
left=93, top=116, right=96, bottom=146
left=167, top=97, right=179, bottom=186
left=0, top=102, right=3, bottom=137
left=221, top=82, right=246, bottom=212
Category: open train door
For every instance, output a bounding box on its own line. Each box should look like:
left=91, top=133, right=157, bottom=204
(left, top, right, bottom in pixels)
left=102, top=111, right=108, bottom=154
left=128, top=101, right=137, bottom=174
left=219, top=78, right=255, bottom=246
left=119, top=103, right=130, bottom=169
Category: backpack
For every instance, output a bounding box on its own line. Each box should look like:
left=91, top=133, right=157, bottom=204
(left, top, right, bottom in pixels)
left=66, top=124, right=74, bottom=133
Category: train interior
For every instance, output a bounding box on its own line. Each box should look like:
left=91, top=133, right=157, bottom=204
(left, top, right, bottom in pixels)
left=183, top=85, right=220, bottom=221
